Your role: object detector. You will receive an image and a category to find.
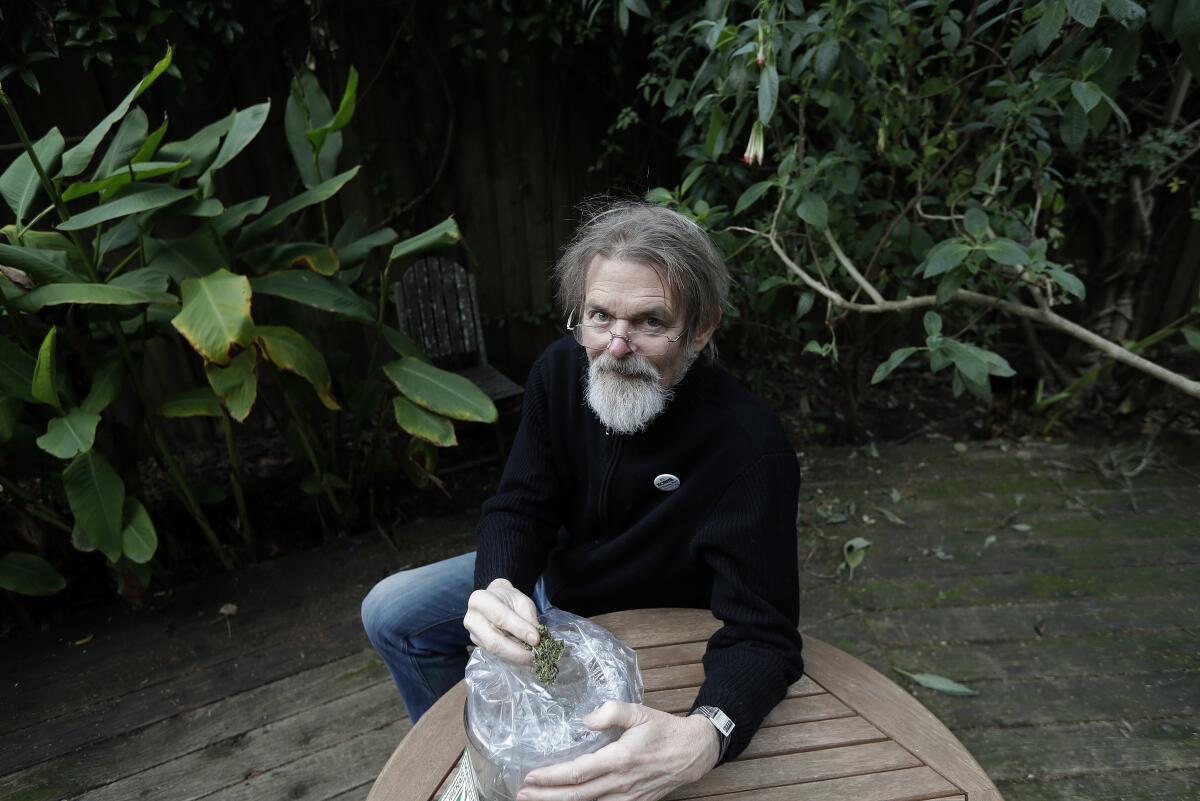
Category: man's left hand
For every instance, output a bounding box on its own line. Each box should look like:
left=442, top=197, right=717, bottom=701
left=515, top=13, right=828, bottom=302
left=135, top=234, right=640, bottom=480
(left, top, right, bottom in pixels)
left=517, top=701, right=719, bottom=801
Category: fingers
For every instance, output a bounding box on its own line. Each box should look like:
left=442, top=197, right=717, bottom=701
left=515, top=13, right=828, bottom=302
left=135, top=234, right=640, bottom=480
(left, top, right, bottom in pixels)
left=521, top=745, right=634, bottom=799
left=584, top=700, right=641, bottom=732
left=464, top=587, right=540, bottom=663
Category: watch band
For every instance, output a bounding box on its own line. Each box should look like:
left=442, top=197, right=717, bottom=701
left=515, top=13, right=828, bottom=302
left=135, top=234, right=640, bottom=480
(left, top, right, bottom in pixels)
left=690, top=705, right=734, bottom=761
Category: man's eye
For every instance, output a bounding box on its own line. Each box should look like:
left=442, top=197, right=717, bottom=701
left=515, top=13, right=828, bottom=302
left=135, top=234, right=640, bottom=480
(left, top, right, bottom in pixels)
left=643, top=318, right=663, bottom=329
left=590, top=311, right=610, bottom=323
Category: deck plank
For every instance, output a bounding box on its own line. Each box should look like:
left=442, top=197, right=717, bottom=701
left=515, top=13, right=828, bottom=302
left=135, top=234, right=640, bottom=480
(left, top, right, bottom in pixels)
left=679, top=765, right=964, bottom=801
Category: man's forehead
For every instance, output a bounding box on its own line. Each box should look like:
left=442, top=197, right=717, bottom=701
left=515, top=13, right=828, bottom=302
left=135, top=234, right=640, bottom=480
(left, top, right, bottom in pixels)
left=584, top=255, right=678, bottom=313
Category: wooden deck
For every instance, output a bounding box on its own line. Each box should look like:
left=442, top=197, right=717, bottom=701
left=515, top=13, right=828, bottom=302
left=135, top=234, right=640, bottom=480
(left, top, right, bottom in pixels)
left=2, top=437, right=1197, bottom=801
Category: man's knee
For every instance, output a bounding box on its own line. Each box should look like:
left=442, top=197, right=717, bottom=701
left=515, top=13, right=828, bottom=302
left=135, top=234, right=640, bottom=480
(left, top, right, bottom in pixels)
left=360, top=572, right=411, bottom=648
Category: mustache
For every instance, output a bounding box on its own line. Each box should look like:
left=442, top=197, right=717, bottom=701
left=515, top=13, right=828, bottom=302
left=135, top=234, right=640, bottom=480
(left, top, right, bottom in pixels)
left=593, top=351, right=660, bottom=380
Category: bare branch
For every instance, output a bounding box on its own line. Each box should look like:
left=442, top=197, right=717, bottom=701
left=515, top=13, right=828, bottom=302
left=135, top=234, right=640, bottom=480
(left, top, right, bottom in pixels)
left=824, top=228, right=885, bottom=304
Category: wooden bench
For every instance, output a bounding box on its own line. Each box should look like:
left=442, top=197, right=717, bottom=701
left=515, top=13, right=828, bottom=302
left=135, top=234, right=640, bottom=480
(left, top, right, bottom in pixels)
left=366, top=608, right=1004, bottom=801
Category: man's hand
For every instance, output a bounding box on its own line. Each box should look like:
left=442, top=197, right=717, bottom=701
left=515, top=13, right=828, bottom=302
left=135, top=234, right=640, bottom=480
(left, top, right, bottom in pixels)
left=463, top=578, right=540, bottom=664
left=517, top=701, right=719, bottom=801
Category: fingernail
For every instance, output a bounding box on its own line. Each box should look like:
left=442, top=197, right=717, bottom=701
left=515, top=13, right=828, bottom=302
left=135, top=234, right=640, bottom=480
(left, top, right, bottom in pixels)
left=526, top=632, right=538, bottom=645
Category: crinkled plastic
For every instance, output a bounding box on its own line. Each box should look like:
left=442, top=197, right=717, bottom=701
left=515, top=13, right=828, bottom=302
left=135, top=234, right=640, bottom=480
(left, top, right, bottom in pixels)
left=463, top=606, right=643, bottom=801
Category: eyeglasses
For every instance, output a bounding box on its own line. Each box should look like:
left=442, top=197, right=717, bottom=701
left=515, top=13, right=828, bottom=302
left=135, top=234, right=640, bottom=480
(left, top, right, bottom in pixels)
left=566, top=308, right=685, bottom=357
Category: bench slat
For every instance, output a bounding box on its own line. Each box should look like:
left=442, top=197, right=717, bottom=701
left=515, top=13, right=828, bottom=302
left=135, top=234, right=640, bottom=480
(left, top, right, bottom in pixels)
left=676, top=765, right=964, bottom=801
left=646, top=675, right=823, bottom=714
left=737, top=716, right=887, bottom=760
left=761, top=694, right=855, bottom=727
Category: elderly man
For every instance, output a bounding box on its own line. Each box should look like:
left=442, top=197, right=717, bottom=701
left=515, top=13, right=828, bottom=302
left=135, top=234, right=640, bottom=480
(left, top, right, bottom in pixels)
left=361, top=201, right=803, bottom=801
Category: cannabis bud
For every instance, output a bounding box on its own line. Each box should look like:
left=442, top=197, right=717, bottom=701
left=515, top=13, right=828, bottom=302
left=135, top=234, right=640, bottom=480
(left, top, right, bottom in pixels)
left=522, top=624, right=567, bottom=684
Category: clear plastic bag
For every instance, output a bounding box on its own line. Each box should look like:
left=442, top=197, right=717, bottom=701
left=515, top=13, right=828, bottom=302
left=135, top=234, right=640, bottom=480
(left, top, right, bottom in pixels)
left=463, top=606, right=644, bottom=801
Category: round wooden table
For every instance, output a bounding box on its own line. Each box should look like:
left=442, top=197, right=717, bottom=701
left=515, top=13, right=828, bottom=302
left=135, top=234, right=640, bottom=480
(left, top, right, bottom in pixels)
left=366, top=608, right=1004, bottom=801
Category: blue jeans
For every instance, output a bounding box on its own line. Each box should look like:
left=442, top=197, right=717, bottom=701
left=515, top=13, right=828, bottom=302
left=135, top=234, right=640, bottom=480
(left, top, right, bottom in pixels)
left=360, top=551, right=553, bottom=721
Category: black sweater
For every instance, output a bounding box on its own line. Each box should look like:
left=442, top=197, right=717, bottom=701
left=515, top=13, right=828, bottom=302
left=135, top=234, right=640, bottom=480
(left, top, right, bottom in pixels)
left=474, top=336, right=804, bottom=763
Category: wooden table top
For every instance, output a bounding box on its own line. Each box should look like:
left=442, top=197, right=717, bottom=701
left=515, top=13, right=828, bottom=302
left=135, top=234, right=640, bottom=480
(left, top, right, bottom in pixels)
left=367, top=608, right=1004, bottom=801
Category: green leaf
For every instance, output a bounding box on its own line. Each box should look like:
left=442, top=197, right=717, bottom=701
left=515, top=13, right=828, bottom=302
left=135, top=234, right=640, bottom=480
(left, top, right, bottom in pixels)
left=393, top=396, right=457, bottom=446
left=843, top=536, right=871, bottom=568
left=923, top=311, right=943, bottom=337
left=132, top=115, right=169, bottom=164
left=110, top=267, right=170, bottom=296
left=81, top=354, right=123, bottom=414
left=31, top=326, right=60, bottom=409
left=61, top=160, right=190, bottom=202
left=13, top=283, right=172, bottom=313
left=623, top=0, right=651, bottom=17
left=381, top=324, right=423, bottom=358
left=0, top=396, right=22, bottom=443
left=238, top=167, right=360, bottom=246
left=1066, top=0, right=1102, bottom=26
left=1036, top=0, right=1067, bottom=51
left=255, top=325, right=339, bottom=410
left=58, top=185, right=195, bottom=231
left=1071, top=80, right=1103, bottom=113
left=63, top=450, right=126, bottom=563
left=171, top=269, right=255, bottom=364
left=982, top=238, right=1029, bottom=266
left=1182, top=327, right=1200, bottom=353
left=250, top=271, right=374, bottom=323
left=336, top=226, right=398, bottom=269
left=255, top=242, right=341, bottom=276
left=204, top=349, right=257, bottom=422
left=389, top=217, right=462, bottom=261
left=202, top=102, right=271, bottom=185
left=157, top=115, right=230, bottom=178
left=871, top=347, right=919, bottom=385
left=59, top=47, right=173, bottom=178
left=1048, top=267, right=1086, bottom=299
left=145, top=229, right=225, bottom=283
left=121, top=498, right=157, bottom=563
left=757, top=64, right=779, bottom=125
left=285, top=70, right=341, bottom=189
left=0, top=552, right=66, bottom=596
left=796, top=194, right=828, bottom=228
left=160, top=386, right=223, bottom=417
left=963, top=208, right=988, bottom=238
left=735, top=180, right=774, bottom=215
left=91, top=107, right=149, bottom=180
left=383, top=357, right=498, bottom=423
left=1060, top=96, right=1087, bottom=151
left=305, top=67, right=358, bottom=156
left=893, top=667, right=979, bottom=696
left=936, top=267, right=967, bottom=306
left=212, top=195, right=269, bottom=236
left=814, top=40, right=839, bottom=82
left=0, top=336, right=36, bottom=402
left=36, top=408, right=102, bottom=459
left=922, top=239, right=971, bottom=277
left=940, top=339, right=990, bottom=386
left=0, top=127, right=64, bottom=225
left=0, top=243, right=82, bottom=284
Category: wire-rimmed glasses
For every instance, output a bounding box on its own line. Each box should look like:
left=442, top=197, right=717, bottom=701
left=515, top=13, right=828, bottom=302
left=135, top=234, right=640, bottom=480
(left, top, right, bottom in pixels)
left=566, top=308, right=685, bottom=357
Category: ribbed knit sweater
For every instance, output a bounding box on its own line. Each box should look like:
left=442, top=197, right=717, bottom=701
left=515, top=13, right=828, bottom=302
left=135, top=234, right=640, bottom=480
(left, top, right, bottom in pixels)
left=473, top=336, right=804, bottom=763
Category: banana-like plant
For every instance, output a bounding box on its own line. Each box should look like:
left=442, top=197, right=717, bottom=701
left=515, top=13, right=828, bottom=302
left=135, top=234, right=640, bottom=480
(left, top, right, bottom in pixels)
left=0, top=49, right=496, bottom=598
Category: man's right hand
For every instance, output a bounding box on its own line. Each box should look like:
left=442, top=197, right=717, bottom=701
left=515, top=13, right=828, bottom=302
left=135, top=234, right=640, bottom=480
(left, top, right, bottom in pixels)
left=463, top=578, right=541, bottom=664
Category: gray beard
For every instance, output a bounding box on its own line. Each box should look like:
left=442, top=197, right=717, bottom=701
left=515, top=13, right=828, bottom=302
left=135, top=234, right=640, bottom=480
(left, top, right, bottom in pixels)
left=585, top=352, right=677, bottom=434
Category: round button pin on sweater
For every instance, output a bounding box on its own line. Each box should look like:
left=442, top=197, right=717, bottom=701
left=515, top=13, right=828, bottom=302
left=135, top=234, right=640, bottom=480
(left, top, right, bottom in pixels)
left=654, top=473, right=680, bottom=492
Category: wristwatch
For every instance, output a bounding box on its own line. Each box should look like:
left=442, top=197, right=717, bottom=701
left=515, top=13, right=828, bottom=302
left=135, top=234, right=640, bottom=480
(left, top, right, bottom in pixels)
left=690, top=706, right=735, bottom=762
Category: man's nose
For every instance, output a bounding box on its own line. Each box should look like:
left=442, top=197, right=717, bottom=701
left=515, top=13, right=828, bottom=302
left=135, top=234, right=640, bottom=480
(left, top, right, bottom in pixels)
left=606, top=331, right=632, bottom=358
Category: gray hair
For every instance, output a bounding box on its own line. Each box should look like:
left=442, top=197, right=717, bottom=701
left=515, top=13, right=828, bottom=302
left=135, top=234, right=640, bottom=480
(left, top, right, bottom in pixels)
left=553, top=200, right=730, bottom=356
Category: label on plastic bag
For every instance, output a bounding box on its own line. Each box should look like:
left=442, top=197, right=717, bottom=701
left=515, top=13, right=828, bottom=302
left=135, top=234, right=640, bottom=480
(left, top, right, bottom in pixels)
left=437, top=748, right=480, bottom=801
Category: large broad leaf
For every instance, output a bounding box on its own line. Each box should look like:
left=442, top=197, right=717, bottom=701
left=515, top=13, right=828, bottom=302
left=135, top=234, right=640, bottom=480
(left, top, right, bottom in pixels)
left=795, top=194, right=828, bottom=228
left=1065, top=0, right=1102, bottom=27
left=238, top=167, right=360, bottom=246
left=255, top=325, right=339, bottom=410
left=157, top=115, right=231, bottom=179
left=393, top=396, right=456, bottom=446
left=121, top=497, right=158, bottom=563
left=213, top=196, right=269, bottom=236
left=0, top=243, right=82, bottom=284
left=31, top=326, right=61, bottom=409
left=383, top=358, right=497, bottom=423
left=160, top=386, right=223, bottom=418
left=36, top=408, right=102, bottom=459
left=59, top=184, right=195, bottom=231
left=132, top=115, right=169, bottom=164
left=198, top=101, right=271, bottom=196
left=97, top=216, right=140, bottom=261
left=63, top=450, right=126, bottom=563
left=81, top=354, right=123, bottom=414
left=91, top=107, right=149, bottom=180
left=250, top=270, right=374, bottom=323
left=59, top=48, right=174, bottom=178
left=305, top=66, right=358, bottom=156
left=0, top=127, right=65, bottom=225
left=286, top=70, right=341, bottom=188
left=145, top=229, right=226, bottom=284
left=0, top=335, right=36, bottom=402
left=922, top=239, right=972, bottom=277
left=172, top=269, right=255, bottom=364
left=0, top=396, right=22, bottom=443
left=110, top=268, right=171, bottom=296
left=337, top=226, right=398, bottom=269
left=389, top=217, right=462, bottom=262
left=204, top=348, right=257, bottom=422
left=12, top=283, right=174, bottom=313
left=62, top=160, right=190, bottom=202
left=381, top=324, right=423, bottom=358
left=0, top=552, right=66, bottom=596
left=871, top=347, right=919, bottom=385
left=247, top=242, right=340, bottom=276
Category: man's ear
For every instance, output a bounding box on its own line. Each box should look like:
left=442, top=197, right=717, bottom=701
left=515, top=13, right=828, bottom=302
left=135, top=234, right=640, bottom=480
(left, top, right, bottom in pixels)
left=690, top=309, right=723, bottom=353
